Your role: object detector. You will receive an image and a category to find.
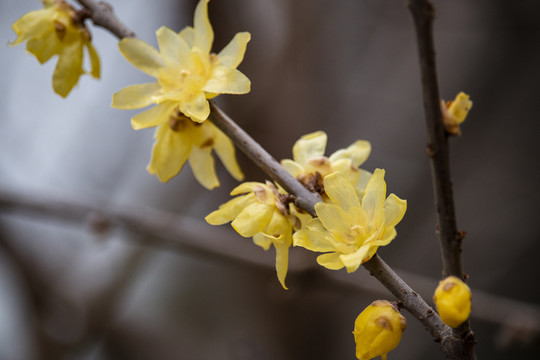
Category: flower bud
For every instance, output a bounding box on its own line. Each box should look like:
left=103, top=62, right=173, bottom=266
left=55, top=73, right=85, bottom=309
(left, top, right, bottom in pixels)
left=441, top=91, right=473, bottom=135
left=433, top=276, right=472, bottom=328
left=353, top=300, right=407, bottom=360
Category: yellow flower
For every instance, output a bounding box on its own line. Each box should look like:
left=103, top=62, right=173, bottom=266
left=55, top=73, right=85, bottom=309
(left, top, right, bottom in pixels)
left=147, top=110, right=243, bottom=188
left=206, top=181, right=308, bottom=289
left=10, top=0, right=100, bottom=97
left=293, top=169, right=406, bottom=272
left=112, top=0, right=250, bottom=124
left=353, top=300, right=407, bottom=360
left=441, top=92, right=473, bottom=135
left=281, top=131, right=372, bottom=197
left=112, top=0, right=249, bottom=185
left=433, top=276, right=472, bottom=328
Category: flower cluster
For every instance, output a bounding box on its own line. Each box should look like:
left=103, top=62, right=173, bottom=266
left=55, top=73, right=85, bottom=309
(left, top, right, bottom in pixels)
left=433, top=276, right=472, bottom=328
left=441, top=92, right=473, bottom=135
left=112, top=0, right=250, bottom=186
left=353, top=300, right=407, bottom=360
left=11, top=0, right=100, bottom=97
left=206, top=131, right=406, bottom=287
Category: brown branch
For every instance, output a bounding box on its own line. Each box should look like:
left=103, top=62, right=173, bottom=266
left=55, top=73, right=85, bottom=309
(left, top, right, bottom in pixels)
left=408, top=0, right=463, bottom=280
left=408, top=0, right=476, bottom=358
left=76, top=0, right=135, bottom=38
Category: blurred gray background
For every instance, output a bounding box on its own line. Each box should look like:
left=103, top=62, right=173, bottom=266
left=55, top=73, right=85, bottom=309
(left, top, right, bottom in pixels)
left=1, top=0, right=539, bottom=359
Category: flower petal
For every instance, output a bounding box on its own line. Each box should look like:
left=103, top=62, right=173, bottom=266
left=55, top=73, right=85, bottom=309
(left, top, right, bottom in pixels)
left=11, top=7, right=55, bottom=46
left=230, top=182, right=262, bottom=196
left=118, top=37, right=164, bottom=77
left=323, top=172, right=360, bottom=212
left=131, top=101, right=176, bottom=130
left=178, top=26, right=195, bottom=47
left=85, top=40, right=100, bottom=78
left=212, top=123, right=244, bottom=181
left=340, top=245, right=371, bottom=273
left=362, top=169, right=387, bottom=222
left=203, top=69, right=250, bottom=94
left=281, top=159, right=304, bottom=177
left=26, top=29, right=61, bottom=64
left=383, top=194, right=407, bottom=228
left=193, top=0, right=213, bottom=54
left=156, top=26, right=190, bottom=66
left=329, top=140, right=371, bottom=168
left=232, top=202, right=273, bottom=237
left=293, top=131, right=327, bottom=166
left=316, top=252, right=344, bottom=270
left=274, top=239, right=290, bottom=290
left=188, top=145, right=219, bottom=190
left=112, top=82, right=161, bottom=110
left=179, top=91, right=209, bottom=123
left=52, top=37, right=83, bottom=97
left=205, top=193, right=255, bottom=225
left=315, top=202, right=351, bottom=241
left=215, top=32, right=251, bottom=69
left=147, top=123, right=191, bottom=182
left=252, top=233, right=272, bottom=251
left=293, top=226, right=336, bottom=253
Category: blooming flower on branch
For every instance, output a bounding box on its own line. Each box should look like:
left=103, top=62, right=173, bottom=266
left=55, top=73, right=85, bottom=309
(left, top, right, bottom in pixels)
left=293, top=169, right=406, bottom=273
left=281, top=131, right=372, bottom=197
left=10, top=0, right=100, bottom=97
left=433, top=276, right=472, bottom=328
left=353, top=300, right=407, bottom=360
left=147, top=110, right=243, bottom=188
left=112, top=0, right=249, bottom=185
left=441, top=92, right=473, bottom=135
left=206, top=181, right=309, bottom=289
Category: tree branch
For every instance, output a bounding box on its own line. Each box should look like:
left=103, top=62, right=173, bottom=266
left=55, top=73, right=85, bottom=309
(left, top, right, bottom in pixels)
left=76, top=0, right=135, bottom=38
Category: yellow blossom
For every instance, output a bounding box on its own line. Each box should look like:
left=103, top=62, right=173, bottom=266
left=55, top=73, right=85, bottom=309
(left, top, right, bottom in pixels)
left=10, top=0, right=100, bottom=97
left=433, top=276, right=472, bottom=328
left=147, top=110, right=243, bottom=188
left=281, top=131, right=372, bottom=197
left=293, top=169, right=406, bottom=273
left=112, top=0, right=249, bottom=185
left=441, top=92, right=473, bottom=135
left=353, top=300, right=407, bottom=360
left=206, top=181, right=308, bottom=289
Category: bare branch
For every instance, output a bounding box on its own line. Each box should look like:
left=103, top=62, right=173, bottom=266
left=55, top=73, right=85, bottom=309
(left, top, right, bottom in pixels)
left=76, top=0, right=135, bottom=38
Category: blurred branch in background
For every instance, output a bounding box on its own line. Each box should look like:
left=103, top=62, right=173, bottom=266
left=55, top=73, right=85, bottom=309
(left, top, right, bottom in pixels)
left=1, top=186, right=539, bottom=349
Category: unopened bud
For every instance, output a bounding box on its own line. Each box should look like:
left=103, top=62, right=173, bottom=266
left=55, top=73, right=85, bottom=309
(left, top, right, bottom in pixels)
left=441, top=92, right=472, bottom=135
left=433, top=276, right=472, bottom=328
left=353, top=300, right=407, bottom=360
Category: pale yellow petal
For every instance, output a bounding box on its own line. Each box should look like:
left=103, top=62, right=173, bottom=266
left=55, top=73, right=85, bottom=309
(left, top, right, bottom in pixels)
left=253, top=233, right=272, bottom=251
left=274, top=239, right=290, bottom=290
left=323, top=172, right=360, bottom=211
left=340, top=245, right=371, bottom=272
left=232, top=203, right=274, bottom=237
left=368, top=227, right=397, bottom=247
left=112, top=82, right=161, bottom=110
left=188, top=145, right=219, bottom=190
left=212, top=124, right=244, bottom=181
left=293, top=227, right=336, bottom=252
left=203, top=68, right=250, bottom=94
left=383, top=194, right=407, bottom=228
left=147, top=124, right=191, bottom=182
left=264, top=210, right=290, bottom=238
left=205, top=193, right=255, bottom=225
left=281, top=159, right=304, bottom=177
left=11, top=7, right=55, bottom=46
left=131, top=101, right=176, bottom=130
left=293, top=131, right=327, bottom=166
left=354, top=168, right=373, bottom=199
left=179, top=92, right=209, bottom=123
left=193, top=0, right=213, bottom=54
left=118, top=38, right=164, bottom=77
left=314, top=202, right=351, bottom=240
left=215, top=32, right=250, bottom=69
left=26, top=29, right=61, bottom=64
left=156, top=26, right=190, bottom=65
left=178, top=26, right=194, bottom=47
left=230, top=182, right=263, bottom=196
left=329, top=140, right=371, bottom=168
left=316, top=252, right=344, bottom=270
left=52, top=37, right=83, bottom=97
left=362, top=169, right=387, bottom=221
left=85, top=40, right=100, bottom=78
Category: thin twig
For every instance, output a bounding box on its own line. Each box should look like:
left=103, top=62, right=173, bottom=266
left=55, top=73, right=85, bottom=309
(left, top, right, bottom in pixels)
left=76, top=0, right=135, bottom=38
left=408, top=0, right=463, bottom=279
left=408, top=0, right=476, bottom=358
